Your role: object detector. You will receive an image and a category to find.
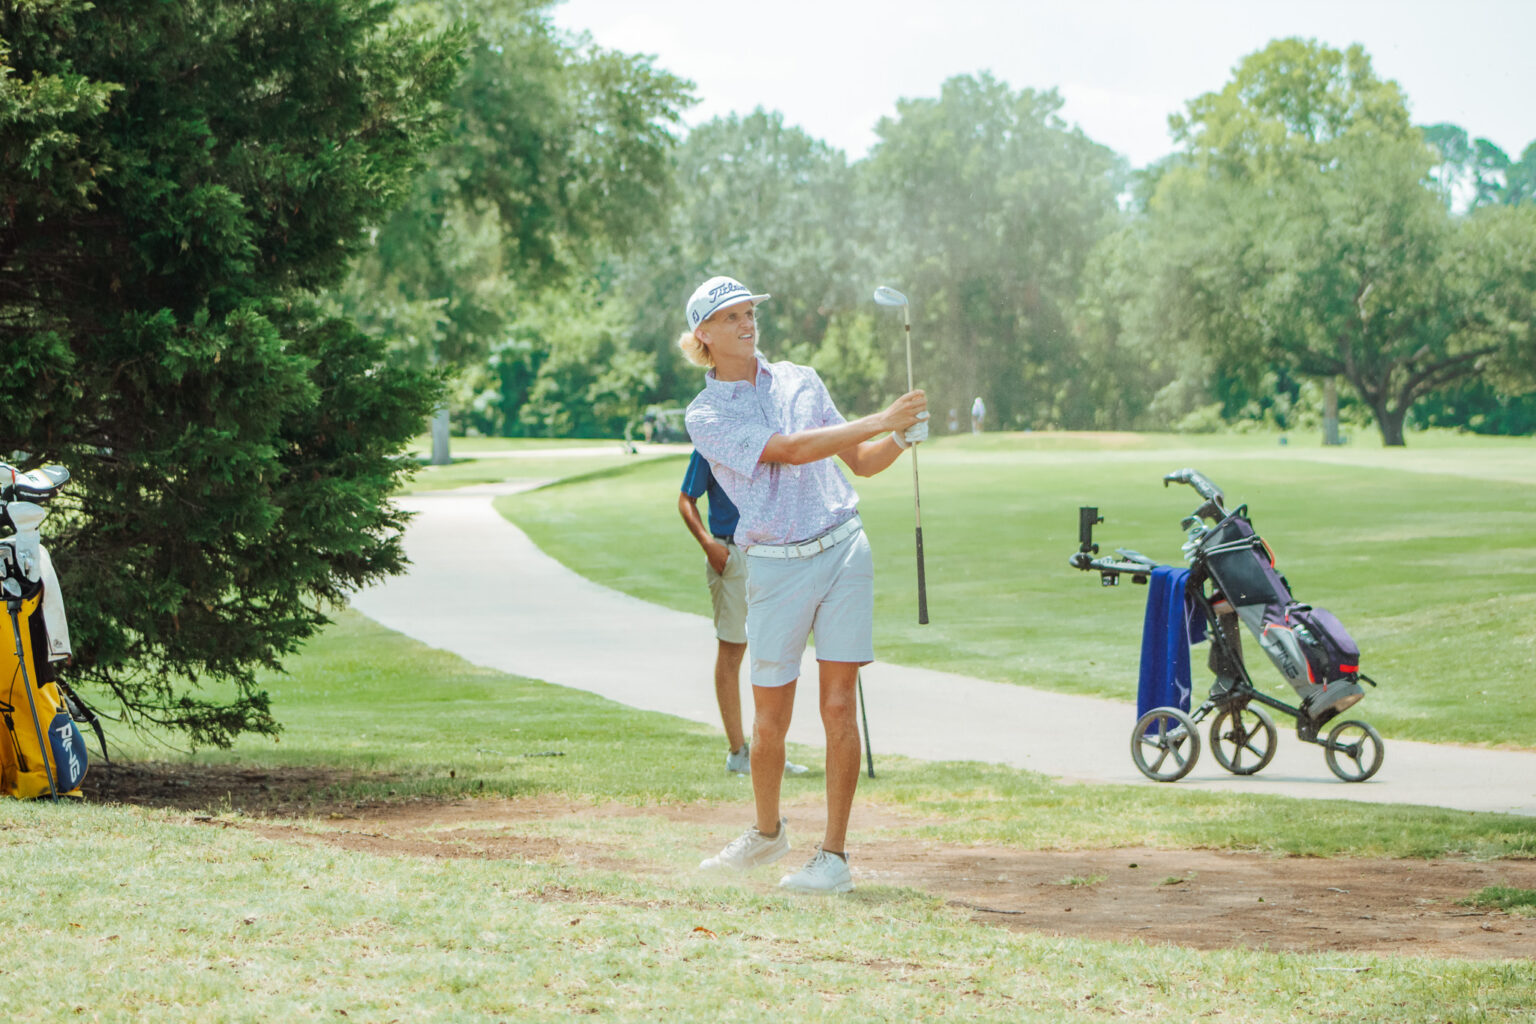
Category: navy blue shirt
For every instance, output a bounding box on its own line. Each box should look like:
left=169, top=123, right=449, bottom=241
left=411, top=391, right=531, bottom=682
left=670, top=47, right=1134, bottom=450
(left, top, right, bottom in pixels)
left=681, top=450, right=740, bottom=539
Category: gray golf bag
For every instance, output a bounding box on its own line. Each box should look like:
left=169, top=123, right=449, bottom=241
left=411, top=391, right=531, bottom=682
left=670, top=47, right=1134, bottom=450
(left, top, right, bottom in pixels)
left=1193, top=512, right=1365, bottom=723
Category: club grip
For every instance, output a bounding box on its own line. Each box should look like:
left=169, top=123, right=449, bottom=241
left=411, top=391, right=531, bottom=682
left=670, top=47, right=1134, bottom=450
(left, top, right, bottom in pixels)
left=915, top=525, right=929, bottom=624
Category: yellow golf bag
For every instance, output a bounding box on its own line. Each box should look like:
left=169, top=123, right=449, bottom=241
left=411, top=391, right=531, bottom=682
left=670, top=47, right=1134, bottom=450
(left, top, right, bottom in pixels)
left=1, top=586, right=88, bottom=800
left=1, top=462, right=91, bottom=800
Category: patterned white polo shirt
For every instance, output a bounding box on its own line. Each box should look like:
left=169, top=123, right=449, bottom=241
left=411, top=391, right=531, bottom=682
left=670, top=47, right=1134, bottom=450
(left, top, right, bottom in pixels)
left=685, top=355, right=859, bottom=548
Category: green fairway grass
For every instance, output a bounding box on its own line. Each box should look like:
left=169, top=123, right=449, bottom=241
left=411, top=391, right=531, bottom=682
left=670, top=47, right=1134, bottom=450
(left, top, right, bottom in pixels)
left=497, top=431, right=1536, bottom=749
left=405, top=434, right=677, bottom=456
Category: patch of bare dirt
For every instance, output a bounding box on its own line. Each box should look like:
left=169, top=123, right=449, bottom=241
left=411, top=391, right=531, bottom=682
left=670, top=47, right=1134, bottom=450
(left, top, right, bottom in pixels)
left=86, top=762, right=1536, bottom=960
left=88, top=760, right=374, bottom=815
left=865, top=841, right=1536, bottom=960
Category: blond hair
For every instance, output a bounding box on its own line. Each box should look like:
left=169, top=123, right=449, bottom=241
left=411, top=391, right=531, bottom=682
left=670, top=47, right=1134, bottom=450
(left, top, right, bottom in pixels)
left=677, top=328, right=713, bottom=368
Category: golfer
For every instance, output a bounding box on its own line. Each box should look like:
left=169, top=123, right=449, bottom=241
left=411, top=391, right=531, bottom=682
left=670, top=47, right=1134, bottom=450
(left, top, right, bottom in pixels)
left=677, top=451, right=809, bottom=777
left=680, top=275, right=927, bottom=893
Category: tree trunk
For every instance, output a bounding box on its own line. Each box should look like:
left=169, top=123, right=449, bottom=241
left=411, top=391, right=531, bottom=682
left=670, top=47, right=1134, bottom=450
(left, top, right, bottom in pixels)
left=430, top=406, right=452, bottom=465
left=1375, top=404, right=1407, bottom=446
left=1322, top=377, right=1341, bottom=446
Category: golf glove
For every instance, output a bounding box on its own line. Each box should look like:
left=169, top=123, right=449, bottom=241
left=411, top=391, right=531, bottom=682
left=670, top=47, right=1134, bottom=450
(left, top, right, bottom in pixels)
left=892, top=411, right=930, bottom=449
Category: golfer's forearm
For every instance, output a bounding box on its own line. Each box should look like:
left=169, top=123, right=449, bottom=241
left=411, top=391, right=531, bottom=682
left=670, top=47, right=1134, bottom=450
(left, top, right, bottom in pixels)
left=760, top=415, right=891, bottom=466
left=838, top=435, right=904, bottom=477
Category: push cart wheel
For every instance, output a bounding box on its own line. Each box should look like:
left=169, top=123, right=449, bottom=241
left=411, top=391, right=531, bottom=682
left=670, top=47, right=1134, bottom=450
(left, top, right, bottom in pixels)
left=1131, top=707, right=1201, bottom=782
left=1209, top=704, right=1278, bottom=776
left=1323, top=720, right=1385, bottom=782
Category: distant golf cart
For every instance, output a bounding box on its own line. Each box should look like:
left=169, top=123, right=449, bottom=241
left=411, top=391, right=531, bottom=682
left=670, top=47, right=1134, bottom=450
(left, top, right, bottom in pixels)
left=639, top=407, right=688, bottom=444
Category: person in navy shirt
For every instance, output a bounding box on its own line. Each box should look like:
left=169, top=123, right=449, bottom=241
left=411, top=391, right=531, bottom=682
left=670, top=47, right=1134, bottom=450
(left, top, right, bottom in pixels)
left=679, top=451, right=808, bottom=778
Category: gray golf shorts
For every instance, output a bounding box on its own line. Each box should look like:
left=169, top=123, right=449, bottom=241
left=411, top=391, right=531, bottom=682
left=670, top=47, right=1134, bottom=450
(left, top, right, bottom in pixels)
left=745, top=528, right=874, bottom=688
left=705, top=541, right=748, bottom=645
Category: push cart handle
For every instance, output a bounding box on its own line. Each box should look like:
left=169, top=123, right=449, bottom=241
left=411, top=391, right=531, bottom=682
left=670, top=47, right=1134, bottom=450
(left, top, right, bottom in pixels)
left=1163, top=468, right=1224, bottom=506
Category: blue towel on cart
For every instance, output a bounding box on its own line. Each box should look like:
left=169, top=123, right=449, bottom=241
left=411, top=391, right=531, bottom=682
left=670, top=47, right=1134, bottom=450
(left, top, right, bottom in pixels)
left=1137, top=566, right=1207, bottom=720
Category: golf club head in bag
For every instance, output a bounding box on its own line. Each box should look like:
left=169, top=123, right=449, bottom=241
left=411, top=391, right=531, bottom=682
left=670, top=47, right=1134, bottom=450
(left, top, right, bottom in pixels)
left=1, top=463, right=70, bottom=504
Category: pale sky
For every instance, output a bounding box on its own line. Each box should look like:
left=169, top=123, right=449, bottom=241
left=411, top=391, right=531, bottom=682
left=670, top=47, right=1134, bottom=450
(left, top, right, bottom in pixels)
left=549, top=0, right=1534, bottom=168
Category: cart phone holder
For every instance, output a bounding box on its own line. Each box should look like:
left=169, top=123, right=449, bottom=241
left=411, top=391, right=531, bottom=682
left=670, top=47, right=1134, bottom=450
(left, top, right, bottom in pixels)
left=1070, top=506, right=1152, bottom=586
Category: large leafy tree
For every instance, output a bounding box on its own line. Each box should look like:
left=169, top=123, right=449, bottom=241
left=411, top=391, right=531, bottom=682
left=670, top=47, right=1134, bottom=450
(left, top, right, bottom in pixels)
left=608, top=109, right=872, bottom=415
left=334, top=0, right=691, bottom=450
left=860, top=73, right=1126, bottom=429
left=0, top=0, right=460, bottom=745
left=1136, top=39, right=1535, bottom=445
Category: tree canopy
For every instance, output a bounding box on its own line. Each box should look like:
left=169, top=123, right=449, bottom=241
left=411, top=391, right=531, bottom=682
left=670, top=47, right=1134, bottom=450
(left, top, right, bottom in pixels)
left=533, top=48, right=1532, bottom=445
left=605, top=109, right=867, bottom=415
left=1, top=0, right=460, bottom=744
left=862, top=74, right=1126, bottom=430
left=333, top=0, right=692, bottom=448
left=1096, top=39, right=1535, bottom=445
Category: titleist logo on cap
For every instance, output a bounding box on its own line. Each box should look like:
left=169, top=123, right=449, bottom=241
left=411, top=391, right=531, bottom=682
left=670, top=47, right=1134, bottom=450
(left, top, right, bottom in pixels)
left=686, top=275, right=769, bottom=327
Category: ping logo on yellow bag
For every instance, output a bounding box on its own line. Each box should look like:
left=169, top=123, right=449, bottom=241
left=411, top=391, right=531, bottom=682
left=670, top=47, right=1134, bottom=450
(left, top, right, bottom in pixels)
left=47, top=711, right=88, bottom=791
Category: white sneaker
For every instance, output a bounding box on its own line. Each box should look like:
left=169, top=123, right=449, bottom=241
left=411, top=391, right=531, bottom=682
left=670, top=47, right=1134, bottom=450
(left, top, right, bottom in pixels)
left=725, top=743, right=751, bottom=774
left=699, top=817, right=790, bottom=871
left=724, top=742, right=810, bottom=776
left=778, top=846, right=854, bottom=893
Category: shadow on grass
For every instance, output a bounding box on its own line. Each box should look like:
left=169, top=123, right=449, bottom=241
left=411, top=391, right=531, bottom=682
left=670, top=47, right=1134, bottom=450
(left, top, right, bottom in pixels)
left=82, top=761, right=537, bottom=816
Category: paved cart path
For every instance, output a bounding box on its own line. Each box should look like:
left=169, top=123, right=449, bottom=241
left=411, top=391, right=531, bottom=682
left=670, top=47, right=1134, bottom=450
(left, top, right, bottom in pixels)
left=351, top=483, right=1536, bottom=818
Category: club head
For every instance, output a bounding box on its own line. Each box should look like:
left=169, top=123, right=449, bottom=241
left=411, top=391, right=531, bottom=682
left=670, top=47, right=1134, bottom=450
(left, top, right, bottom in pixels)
left=873, top=286, right=909, bottom=308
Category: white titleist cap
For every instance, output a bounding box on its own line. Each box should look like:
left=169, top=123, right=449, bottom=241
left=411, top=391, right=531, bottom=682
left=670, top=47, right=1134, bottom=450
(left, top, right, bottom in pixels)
left=685, top=276, right=769, bottom=329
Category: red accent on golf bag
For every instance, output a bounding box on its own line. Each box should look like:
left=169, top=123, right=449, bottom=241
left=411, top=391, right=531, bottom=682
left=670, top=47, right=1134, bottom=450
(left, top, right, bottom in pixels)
left=1287, top=605, right=1361, bottom=685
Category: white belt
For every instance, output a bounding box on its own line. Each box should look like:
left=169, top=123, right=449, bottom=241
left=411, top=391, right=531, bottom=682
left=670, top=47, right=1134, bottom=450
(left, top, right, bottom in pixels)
left=745, top=515, right=862, bottom=559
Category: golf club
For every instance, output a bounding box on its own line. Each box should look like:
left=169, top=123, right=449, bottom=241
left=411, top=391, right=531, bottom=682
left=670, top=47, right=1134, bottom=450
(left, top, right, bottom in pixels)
left=7, top=596, right=59, bottom=802
left=857, top=670, right=875, bottom=778
left=873, top=286, right=929, bottom=625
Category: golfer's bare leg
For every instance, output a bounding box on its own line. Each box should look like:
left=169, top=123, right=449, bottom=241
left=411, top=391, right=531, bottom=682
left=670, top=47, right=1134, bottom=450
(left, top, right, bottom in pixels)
left=818, top=660, right=862, bottom=853
left=715, top=640, right=747, bottom=752
left=750, top=679, right=796, bottom=835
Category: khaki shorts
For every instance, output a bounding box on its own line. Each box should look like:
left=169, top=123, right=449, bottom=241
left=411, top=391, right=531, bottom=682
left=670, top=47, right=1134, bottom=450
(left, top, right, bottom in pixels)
left=745, top=528, right=874, bottom=688
left=706, top=541, right=748, bottom=644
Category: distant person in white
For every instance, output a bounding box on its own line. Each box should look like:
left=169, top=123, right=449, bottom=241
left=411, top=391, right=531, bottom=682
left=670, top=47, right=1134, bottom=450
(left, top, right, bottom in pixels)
left=971, top=395, right=986, bottom=433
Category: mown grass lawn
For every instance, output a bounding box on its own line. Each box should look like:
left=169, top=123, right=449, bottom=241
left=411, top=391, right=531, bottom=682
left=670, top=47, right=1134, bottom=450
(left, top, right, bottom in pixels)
left=10, top=796, right=1533, bottom=1023
left=498, top=430, right=1536, bottom=749
left=7, top=609, right=1536, bottom=1022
